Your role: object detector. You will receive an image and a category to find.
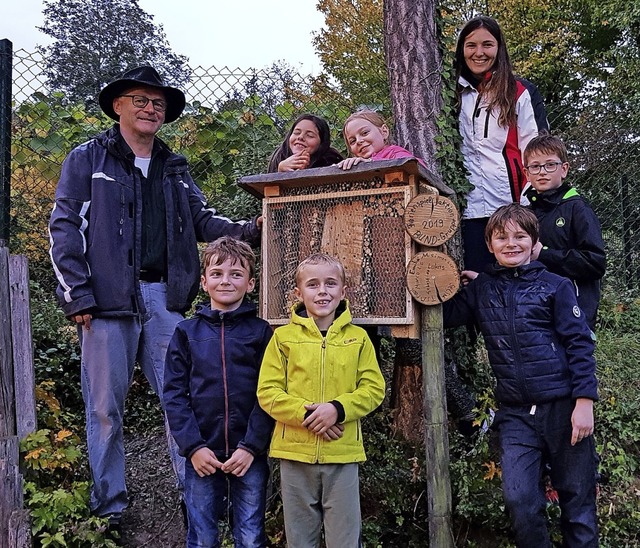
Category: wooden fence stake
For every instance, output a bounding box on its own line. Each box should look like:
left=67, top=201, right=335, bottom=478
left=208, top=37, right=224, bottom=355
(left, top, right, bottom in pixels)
left=422, top=304, right=455, bottom=547
left=1, top=247, right=32, bottom=547
left=9, top=255, right=36, bottom=440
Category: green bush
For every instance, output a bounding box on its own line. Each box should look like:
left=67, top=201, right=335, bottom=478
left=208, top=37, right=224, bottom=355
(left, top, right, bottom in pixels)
left=30, top=280, right=84, bottom=426
left=593, top=295, right=640, bottom=547
left=21, top=387, right=116, bottom=547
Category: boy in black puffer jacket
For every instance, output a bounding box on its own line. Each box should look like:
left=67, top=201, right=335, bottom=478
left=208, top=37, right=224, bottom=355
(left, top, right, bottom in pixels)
left=444, top=204, right=599, bottom=548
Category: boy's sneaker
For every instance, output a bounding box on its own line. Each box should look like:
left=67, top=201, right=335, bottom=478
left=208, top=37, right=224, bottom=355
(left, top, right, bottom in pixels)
left=480, top=408, right=496, bottom=433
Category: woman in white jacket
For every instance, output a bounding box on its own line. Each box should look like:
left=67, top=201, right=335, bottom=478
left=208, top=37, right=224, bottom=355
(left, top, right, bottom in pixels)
left=456, top=15, right=549, bottom=271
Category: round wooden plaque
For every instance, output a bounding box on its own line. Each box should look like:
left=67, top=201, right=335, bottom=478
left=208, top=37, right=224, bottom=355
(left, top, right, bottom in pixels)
left=406, top=250, right=459, bottom=305
left=404, top=194, right=459, bottom=246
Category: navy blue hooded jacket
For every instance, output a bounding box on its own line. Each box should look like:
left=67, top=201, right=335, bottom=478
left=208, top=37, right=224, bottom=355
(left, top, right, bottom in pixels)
left=443, top=262, right=598, bottom=405
left=164, top=300, right=274, bottom=459
left=49, top=125, right=260, bottom=318
left=525, top=183, right=606, bottom=330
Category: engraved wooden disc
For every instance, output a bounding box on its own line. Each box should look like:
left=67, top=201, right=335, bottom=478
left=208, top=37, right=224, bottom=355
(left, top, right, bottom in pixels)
left=406, top=251, right=459, bottom=305
left=403, top=194, right=459, bottom=246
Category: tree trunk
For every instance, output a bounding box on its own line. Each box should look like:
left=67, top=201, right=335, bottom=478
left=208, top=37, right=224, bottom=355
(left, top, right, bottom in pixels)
left=384, top=2, right=455, bottom=545
left=383, top=0, right=445, bottom=443
left=390, top=338, right=424, bottom=443
left=383, top=0, right=443, bottom=172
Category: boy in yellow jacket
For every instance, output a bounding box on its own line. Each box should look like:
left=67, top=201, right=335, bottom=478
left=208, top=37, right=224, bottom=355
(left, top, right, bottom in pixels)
left=258, top=253, right=385, bottom=548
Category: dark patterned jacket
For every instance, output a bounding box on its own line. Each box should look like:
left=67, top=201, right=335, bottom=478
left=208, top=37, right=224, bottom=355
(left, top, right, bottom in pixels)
left=49, top=125, right=260, bottom=317
left=443, top=262, right=598, bottom=405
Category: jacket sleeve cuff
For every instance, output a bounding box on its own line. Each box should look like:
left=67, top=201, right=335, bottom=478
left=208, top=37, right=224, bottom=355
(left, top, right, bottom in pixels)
left=330, top=400, right=345, bottom=424
left=62, top=295, right=97, bottom=318
left=237, top=442, right=257, bottom=456
left=187, top=444, right=208, bottom=460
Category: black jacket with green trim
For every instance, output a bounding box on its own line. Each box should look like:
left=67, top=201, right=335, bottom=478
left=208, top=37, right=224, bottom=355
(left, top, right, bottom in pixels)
left=525, top=183, right=606, bottom=330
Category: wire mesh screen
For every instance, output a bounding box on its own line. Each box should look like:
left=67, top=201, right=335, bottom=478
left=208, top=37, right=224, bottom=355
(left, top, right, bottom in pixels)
left=261, top=179, right=414, bottom=324
left=4, top=47, right=640, bottom=298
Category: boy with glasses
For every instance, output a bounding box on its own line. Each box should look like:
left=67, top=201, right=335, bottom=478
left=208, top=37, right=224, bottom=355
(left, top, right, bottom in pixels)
left=523, top=133, right=606, bottom=331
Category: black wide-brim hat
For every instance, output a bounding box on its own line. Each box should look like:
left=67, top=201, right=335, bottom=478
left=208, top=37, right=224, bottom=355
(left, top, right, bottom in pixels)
left=98, top=65, right=186, bottom=123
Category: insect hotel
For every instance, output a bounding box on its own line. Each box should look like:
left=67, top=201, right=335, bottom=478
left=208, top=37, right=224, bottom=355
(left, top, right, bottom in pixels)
left=238, top=157, right=460, bottom=335
left=240, top=157, right=460, bottom=544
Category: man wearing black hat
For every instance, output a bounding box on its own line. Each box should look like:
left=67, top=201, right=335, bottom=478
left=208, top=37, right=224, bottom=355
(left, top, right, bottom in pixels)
left=49, top=66, right=261, bottom=532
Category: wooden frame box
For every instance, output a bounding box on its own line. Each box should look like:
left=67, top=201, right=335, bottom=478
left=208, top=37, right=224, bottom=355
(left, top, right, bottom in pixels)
left=238, top=158, right=453, bottom=335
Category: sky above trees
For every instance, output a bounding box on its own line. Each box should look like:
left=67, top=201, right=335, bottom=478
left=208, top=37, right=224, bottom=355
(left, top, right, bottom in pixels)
left=0, top=0, right=324, bottom=73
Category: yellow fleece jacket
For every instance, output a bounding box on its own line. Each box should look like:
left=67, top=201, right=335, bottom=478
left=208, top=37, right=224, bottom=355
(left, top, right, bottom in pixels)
left=257, top=301, right=385, bottom=464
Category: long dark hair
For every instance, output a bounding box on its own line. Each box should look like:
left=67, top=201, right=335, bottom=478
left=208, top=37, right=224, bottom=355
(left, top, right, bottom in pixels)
left=455, top=16, right=517, bottom=128
left=267, top=114, right=343, bottom=172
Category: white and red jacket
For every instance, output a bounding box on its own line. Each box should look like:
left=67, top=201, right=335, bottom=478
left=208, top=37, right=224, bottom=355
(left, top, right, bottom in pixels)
left=458, top=75, right=548, bottom=219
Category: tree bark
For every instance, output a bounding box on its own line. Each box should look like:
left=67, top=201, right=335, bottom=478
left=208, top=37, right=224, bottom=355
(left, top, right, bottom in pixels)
left=390, top=338, right=424, bottom=443
left=383, top=0, right=443, bottom=172
left=384, top=0, right=445, bottom=443
left=384, top=2, right=455, bottom=545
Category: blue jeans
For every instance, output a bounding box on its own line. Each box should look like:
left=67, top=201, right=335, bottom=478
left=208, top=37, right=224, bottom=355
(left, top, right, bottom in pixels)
left=79, top=282, right=185, bottom=517
left=184, top=454, right=269, bottom=548
left=496, top=399, right=599, bottom=548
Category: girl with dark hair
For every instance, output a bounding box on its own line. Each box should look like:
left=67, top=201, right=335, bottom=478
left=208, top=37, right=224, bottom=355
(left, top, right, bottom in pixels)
left=267, top=114, right=343, bottom=173
left=456, top=15, right=548, bottom=272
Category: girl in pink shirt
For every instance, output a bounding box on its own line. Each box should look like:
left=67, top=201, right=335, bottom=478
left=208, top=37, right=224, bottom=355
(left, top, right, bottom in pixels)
left=337, top=110, right=426, bottom=170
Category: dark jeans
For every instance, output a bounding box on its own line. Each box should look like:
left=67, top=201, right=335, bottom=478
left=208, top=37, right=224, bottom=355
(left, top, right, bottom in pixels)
left=496, top=399, right=599, bottom=548
left=184, top=454, right=269, bottom=548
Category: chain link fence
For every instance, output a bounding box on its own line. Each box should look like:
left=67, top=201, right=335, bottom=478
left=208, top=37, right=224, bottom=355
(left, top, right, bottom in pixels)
left=4, top=47, right=640, bottom=297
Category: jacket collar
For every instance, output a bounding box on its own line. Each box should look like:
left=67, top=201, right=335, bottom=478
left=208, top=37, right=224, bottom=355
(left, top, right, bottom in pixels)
left=525, top=182, right=577, bottom=208
left=195, top=299, right=257, bottom=324
left=458, top=75, right=476, bottom=90
left=488, top=260, right=546, bottom=279
left=98, top=124, right=177, bottom=167
left=458, top=70, right=492, bottom=91
left=291, top=299, right=352, bottom=334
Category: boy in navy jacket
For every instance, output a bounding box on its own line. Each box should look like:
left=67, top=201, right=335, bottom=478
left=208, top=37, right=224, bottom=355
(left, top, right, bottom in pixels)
left=164, top=237, right=273, bottom=547
left=523, top=133, right=606, bottom=330
left=444, top=204, right=599, bottom=548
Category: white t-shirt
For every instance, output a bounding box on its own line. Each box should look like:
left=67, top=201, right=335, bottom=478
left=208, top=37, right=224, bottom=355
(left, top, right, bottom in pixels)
left=135, top=156, right=151, bottom=178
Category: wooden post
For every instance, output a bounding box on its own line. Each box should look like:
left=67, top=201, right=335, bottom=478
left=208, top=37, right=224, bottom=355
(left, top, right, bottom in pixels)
left=9, top=256, right=37, bottom=439
left=0, top=246, right=15, bottom=438
left=0, top=247, right=32, bottom=547
left=421, top=304, right=455, bottom=547
left=402, top=194, right=457, bottom=546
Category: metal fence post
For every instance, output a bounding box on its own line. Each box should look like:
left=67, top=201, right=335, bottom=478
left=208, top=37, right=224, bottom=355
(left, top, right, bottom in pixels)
left=0, top=39, right=12, bottom=248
